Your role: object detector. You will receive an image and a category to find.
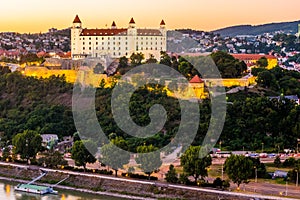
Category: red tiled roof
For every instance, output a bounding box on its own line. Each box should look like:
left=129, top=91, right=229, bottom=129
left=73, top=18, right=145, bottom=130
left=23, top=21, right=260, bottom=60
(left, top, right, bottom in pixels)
left=160, top=20, right=166, bottom=26
left=80, top=28, right=127, bottom=36
left=73, top=15, right=81, bottom=23
left=231, top=54, right=276, bottom=61
left=129, top=17, right=135, bottom=24
left=189, top=75, right=204, bottom=83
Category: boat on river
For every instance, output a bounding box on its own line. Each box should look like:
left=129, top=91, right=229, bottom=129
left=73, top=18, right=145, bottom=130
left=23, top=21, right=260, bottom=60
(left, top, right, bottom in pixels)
left=14, top=169, right=67, bottom=195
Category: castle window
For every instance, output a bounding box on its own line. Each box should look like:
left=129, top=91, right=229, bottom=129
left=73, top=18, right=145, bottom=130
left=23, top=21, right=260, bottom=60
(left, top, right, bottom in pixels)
left=89, top=47, right=91, bottom=50
left=108, top=37, right=110, bottom=40
left=125, top=42, right=128, bottom=45
left=89, top=42, right=91, bottom=45
left=119, top=37, right=121, bottom=40
left=96, top=37, right=98, bottom=40
left=96, top=42, right=98, bottom=45
left=102, top=47, right=104, bottom=50
left=113, top=37, right=115, bottom=40
left=113, top=52, right=116, bottom=55
left=89, top=37, right=91, bottom=40
left=83, top=38, right=85, bottom=40
left=155, top=47, right=157, bottom=50
left=113, top=42, right=115, bottom=45
left=126, top=52, right=128, bottom=56
left=125, top=47, right=128, bottom=50
left=119, top=47, right=121, bottom=50
left=113, top=47, right=115, bottom=50
left=96, top=47, right=98, bottom=50
left=83, top=42, right=85, bottom=45
left=83, top=47, right=85, bottom=50
left=141, top=47, right=143, bottom=50
left=146, top=47, right=148, bottom=50
left=119, top=52, right=121, bottom=56
left=108, top=47, right=110, bottom=50
left=150, top=47, right=152, bottom=50
left=108, top=42, right=110, bottom=45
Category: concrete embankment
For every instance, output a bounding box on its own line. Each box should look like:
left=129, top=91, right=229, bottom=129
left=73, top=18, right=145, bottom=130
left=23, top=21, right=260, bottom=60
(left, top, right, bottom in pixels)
left=0, top=162, right=294, bottom=200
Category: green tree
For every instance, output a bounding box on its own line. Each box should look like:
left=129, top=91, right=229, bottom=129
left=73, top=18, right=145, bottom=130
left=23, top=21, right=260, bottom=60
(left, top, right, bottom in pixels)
left=211, top=51, right=247, bottom=78
left=180, top=146, right=212, bottom=183
left=71, top=140, right=97, bottom=171
left=224, top=155, right=253, bottom=187
left=100, top=137, right=130, bottom=177
left=145, top=54, right=158, bottom=64
left=135, top=145, right=162, bottom=179
left=165, top=164, right=178, bottom=183
left=130, top=52, right=144, bottom=67
left=274, top=156, right=281, bottom=167
left=118, top=56, right=129, bottom=68
left=12, top=130, right=42, bottom=163
left=159, top=51, right=172, bottom=67
left=37, top=151, right=67, bottom=168
left=256, top=57, right=268, bottom=68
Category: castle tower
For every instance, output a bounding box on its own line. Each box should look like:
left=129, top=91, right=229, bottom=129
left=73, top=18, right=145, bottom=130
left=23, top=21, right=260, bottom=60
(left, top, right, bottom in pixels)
left=71, top=15, right=83, bottom=59
left=127, top=18, right=137, bottom=56
left=111, top=21, right=117, bottom=29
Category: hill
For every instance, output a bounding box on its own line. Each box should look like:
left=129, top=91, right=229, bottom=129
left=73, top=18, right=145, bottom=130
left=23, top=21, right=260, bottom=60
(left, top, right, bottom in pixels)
left=213, top=20, right=300, bottom=37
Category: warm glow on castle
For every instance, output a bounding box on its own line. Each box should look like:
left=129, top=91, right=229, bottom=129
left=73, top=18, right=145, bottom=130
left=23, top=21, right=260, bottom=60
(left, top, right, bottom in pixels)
left=71, top=15, right=167, bottom=60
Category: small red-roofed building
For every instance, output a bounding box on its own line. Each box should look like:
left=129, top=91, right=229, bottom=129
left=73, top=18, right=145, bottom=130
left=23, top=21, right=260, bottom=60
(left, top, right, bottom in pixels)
left=189, top=75, right=205, bottom=99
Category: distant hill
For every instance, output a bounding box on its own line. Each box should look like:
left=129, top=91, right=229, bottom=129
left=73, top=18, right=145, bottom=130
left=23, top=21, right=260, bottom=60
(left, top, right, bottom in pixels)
left=213, top=20, right=300, bottom=37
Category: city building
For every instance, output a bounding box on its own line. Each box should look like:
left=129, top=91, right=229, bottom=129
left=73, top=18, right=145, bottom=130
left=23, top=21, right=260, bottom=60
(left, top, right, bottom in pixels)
left=71, top=15, right=167, bottom=60
left=231, top=54, right=278, bottom=69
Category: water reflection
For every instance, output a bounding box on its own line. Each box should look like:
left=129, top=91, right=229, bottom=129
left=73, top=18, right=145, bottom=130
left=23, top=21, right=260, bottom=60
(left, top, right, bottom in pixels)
left=1, top=181, right=123, bottom=200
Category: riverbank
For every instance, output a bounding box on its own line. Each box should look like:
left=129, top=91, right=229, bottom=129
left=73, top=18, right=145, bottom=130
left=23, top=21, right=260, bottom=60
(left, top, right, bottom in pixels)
left=0, top=162, right=295, bottom=200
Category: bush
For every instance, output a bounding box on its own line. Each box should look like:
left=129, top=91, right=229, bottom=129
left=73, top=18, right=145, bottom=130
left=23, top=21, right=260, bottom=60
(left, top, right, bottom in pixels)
left=121, top=173, right=158, bottom=180
left=283, top=157, right=296, bottom=167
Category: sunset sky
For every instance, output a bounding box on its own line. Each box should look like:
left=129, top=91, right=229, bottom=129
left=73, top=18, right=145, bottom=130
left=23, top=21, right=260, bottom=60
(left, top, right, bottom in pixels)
left=1, top=0, right=300, bottom=33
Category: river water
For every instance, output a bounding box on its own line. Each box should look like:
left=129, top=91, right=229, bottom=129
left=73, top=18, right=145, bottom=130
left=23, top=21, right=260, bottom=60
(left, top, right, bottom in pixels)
left=0, top=180, right=125, bottom=200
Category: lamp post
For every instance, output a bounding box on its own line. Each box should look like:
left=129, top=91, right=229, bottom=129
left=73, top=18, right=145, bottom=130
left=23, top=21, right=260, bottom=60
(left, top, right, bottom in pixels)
left=296, top=170, right=299, bottom=187
left=221, top=163, right=224, bottom=180
left=254, top=166, right=257, bottom=183
left=285, top=178, right=289, bottom=196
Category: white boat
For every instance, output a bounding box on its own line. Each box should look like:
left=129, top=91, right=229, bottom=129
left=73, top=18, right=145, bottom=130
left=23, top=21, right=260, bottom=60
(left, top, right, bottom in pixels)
left=15, top=184, right=57, bottom=195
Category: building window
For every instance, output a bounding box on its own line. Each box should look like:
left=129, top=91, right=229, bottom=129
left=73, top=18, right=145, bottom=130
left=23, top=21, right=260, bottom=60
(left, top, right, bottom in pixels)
left=141, top=47, right=143, bottom=50
left=96, top=42, right=98, bottom=45
left=83, top=38, right=85, bottom=40
left=125, top=42, right=128, bottom=45
left=102, top=42, right=104, bottom=45
left=119, top=52, right=121, bottom=56
left=155, top=47, right=157, bottom=50
left=113, top=47, right=115, bottom=50
left=113, top=42, right=115, bottom=45
left=146, top=47, right=148, bottom=50
left=102, top=47, right=104, bottom=50
left=89, top=37, right=91, bottom=40
left=119, top=47, right=121, bottom=50
left=83, top=42, right=85, bottom=45
left=108, top=47, right=110, bottom=50
left=96, top=47, right=98, bottom=50
left=89, top=42, right=91, bottom=45
left=102, top=37, right=104, bottom=40
left=89, top=47, right=91, bottom=50
left=113, top=37, right=115, bottom=40
left=125, top=47, right=128, bottom=50
left=108, top=37, right=110, bottom=40
left=126, top=52, right=128, bottom=56
left=83, top=47, right=85, bottom=50
left=113, top=52, right=116, bottom=55
left=96, top=37, right=98, bottom=40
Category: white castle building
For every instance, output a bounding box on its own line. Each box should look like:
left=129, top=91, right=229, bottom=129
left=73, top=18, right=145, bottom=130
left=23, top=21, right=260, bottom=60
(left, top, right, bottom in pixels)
left=71, top=15, right=167, bottom=60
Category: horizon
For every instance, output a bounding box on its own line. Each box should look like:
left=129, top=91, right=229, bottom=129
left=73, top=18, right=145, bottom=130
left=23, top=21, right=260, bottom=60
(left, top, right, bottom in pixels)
left=1, top=0, right=300, bottom=33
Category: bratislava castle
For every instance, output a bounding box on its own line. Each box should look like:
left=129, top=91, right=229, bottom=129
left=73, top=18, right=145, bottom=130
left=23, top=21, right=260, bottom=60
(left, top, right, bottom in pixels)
left=71, top=15, right=167, bottom=60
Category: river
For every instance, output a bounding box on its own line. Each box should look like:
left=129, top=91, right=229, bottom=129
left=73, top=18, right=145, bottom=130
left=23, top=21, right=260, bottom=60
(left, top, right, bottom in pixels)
left=0, top=180, right=125, bottom=200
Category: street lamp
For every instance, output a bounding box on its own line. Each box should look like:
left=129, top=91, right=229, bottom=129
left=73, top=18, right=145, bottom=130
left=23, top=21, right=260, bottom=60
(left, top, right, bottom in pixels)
left=254, top=166, right=257, bottom=183
left=296, top=170, right=299, bottom=187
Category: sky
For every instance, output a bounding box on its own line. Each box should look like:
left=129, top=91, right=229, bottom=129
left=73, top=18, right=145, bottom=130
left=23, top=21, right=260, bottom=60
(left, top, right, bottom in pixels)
left=0, top=0, right=300, bottom=33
